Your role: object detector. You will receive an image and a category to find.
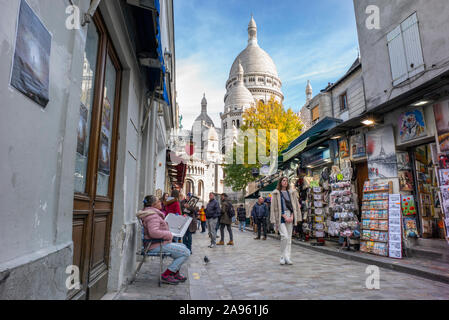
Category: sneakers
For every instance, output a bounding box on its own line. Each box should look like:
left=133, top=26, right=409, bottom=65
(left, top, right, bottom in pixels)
left=174, top=271, right=187, bottom=282
left=262, top=237, right=267, bottom=240
left=254, top=237, right=260, bottom=240
left=280, top=257, right=286, bottom=265
left=208, top=244, right=216, bottom=248
left=285, top=258, right=293, bottom=265
left=227, top=241, right=234, bottom=246
left=161, top=273, right=179, bottom=285
left=217, top=241, right=225, bottom=246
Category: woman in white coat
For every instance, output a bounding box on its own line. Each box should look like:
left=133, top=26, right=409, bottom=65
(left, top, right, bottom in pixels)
left=270, top=176, right=302, bottom=265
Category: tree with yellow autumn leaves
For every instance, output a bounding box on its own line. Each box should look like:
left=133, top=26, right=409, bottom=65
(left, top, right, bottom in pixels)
left=223, top=97, right=303, bottom=196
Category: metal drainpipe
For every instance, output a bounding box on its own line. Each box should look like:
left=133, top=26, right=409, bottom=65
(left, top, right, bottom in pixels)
left=148, top=100, right=158, bottom=195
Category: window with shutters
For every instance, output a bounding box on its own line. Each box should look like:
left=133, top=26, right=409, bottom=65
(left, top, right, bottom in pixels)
left=312, top=105, right=320, bottom=124
left=339, top=92, right=348, bottom=112
left=387, top=12, right=425, bottom=86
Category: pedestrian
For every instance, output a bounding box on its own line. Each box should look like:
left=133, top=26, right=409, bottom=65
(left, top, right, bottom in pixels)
left=205, top=192, right=221, bottom=248
left=165, top=190, right=182, bottom=216
left=270, top=176, right=302, bottom=265
left=181, top=193, right=197, bottom=254
left=251, top=202, right=258, bottom=234
left=199, top=206, right=207, bottom=233
left=237, top=204, right=247, bottom=232
left=160, top=192, right=169, bottom=215
left=252, top=197, right=269, bottom=240
left=217, top=193, right=234, bottom=246
left=137, top=195, right=190, bottom=285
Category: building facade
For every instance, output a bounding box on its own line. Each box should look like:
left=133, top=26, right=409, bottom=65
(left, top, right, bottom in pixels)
left=180, top=95, right=224, bottom=206
left=0, top=0, right=178, bottom=299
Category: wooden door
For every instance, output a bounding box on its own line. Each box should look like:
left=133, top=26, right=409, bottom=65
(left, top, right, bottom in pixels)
left=355, top=161, right=368, bottom=210
left=70, top=13, right=121, bottom=300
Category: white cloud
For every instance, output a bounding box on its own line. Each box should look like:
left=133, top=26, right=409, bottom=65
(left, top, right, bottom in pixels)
left=176, top=56, right=226, bottom=130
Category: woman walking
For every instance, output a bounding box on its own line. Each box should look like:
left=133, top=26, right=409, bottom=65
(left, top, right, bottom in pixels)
left=270, top=176, right=302, bottom=265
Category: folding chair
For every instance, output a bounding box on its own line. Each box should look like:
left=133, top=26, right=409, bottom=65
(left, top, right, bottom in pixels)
left=131, top=220, right=172, bottom=287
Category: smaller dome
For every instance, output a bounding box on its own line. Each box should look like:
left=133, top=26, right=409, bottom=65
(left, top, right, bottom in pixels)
left=226, top=85, right=254, bottom=108
left=201, top=93, right=207, bottom=106
left=225, top=63, right=254, bottom=108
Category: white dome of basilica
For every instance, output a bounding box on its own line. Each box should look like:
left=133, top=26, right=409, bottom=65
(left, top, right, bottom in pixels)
left=225, top=16, right=283, bottom=104
left=229, top=46, right=279, bottom=79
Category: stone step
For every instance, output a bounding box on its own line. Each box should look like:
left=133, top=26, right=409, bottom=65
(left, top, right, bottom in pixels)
left=406, top=246, right=449, bottom=263
left=411, top=238, right=449, bottom=250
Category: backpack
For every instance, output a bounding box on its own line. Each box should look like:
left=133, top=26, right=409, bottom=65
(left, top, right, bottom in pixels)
left=227, top=202, right=236, bottom=218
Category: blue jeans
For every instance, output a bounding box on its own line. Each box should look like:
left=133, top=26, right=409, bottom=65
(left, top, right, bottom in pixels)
left=149, top=243, right=191, bottom=273
left=239, top=221, right=246, bottom=231
left=183, top=230, right=193, bottom=253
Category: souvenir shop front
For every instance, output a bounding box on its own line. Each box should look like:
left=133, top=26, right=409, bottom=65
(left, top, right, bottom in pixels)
left=281, top=118, right=363, bottom=246
left=382, top=98, right=449, bottom=243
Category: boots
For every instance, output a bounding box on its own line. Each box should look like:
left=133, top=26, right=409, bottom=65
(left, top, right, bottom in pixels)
left=227, top=240, right=234, bottom=246
left=217, top=240, right=225, bottom=245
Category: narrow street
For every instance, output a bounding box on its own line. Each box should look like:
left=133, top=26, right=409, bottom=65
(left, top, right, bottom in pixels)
left=117, top=228, right=449, bottom=300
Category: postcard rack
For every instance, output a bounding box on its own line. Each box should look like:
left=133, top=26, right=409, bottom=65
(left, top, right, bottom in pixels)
left=360, top=181, right=393, bottom=257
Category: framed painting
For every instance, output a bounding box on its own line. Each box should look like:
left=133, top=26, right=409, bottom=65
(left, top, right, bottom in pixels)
left=397, top=108, right=426, bottom=143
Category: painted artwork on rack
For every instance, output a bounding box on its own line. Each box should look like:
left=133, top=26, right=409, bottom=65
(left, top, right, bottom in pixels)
left=398, top=108, right=426, bottom=143
left=350, top=133, right=366, bottom=159
left=339, top=139, right=350, bottom=159
left=397, top=152, right=412, bottom=171
left=399, top=171, right=414, bottom=192
left=433, top=100, right=449, bottom=152
left=366, top=126, right=398, bottom=179
left=439, top=153, right=449, bottom=169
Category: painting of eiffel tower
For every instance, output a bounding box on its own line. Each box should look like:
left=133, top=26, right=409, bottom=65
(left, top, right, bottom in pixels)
left=366, top=126, right=398, bottom=179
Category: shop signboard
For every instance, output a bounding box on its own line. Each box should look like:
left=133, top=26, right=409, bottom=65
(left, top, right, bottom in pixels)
left=302, top=149, right=330, bottom=167
left=366, top=126, right=398, bottom=180
left=397, top=108, right=427, bottom=143
left=433, top=100, right=449, bottom=152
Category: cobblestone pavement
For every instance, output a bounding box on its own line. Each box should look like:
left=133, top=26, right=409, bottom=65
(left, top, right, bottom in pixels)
left=117, top=228, right=449, bottom=300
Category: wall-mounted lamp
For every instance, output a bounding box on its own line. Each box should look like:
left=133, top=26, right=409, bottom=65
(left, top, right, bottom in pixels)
left=361, top=118, right=375, bottom=126
left=411, top=100, right=433, bottom=107
left=331, top=135, right=342, bottom=140
left=81, top=0, right=101, bottom=27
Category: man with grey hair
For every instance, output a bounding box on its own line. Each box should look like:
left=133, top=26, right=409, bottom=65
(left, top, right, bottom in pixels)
left=252, top=197, right=269, bottom=240
left=205, top=192, right=220, bottom=248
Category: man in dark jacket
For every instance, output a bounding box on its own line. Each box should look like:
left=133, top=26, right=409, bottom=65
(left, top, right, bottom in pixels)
left=237, top=205, right=247, bottom=232
left=217, top=194, right=234, bottom=246
left=205, top=192, right=220, bottom=248
left=252, top=197, right=269, bottom=240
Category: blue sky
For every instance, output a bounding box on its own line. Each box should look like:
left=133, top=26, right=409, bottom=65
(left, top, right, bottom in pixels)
left=174, top=0, right=359, bottom=130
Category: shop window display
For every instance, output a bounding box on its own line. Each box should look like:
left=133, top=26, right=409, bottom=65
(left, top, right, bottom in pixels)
left=412, top=144, right=444, bottom=238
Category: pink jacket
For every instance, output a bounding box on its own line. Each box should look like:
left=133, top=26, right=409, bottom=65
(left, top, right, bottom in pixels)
left=137, top=207, right=173, bottom=251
